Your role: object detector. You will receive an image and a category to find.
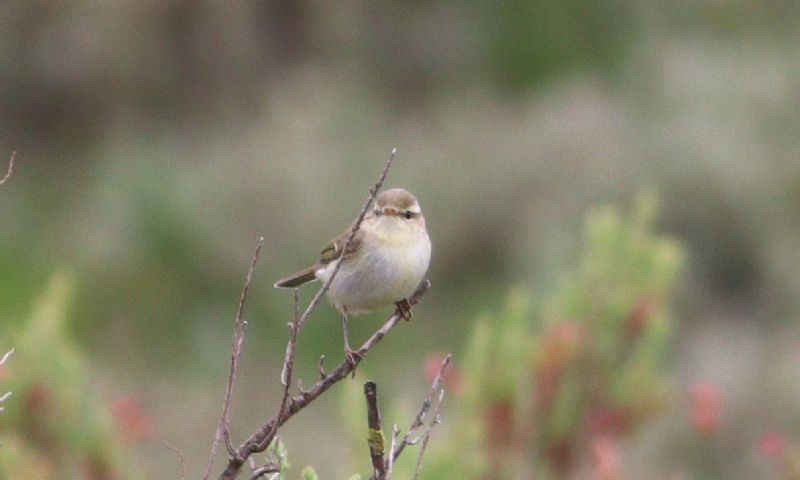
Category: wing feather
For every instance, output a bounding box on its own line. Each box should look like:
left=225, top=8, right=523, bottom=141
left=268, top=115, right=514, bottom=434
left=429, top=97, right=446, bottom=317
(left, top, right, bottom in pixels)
left=319, top=225, right=364, bottom=264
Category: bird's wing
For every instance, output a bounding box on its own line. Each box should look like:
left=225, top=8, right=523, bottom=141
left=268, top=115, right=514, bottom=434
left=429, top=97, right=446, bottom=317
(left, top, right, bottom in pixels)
left=319, top=225, right=364, bottom=265
left=274, top=226, right=364, bottom=288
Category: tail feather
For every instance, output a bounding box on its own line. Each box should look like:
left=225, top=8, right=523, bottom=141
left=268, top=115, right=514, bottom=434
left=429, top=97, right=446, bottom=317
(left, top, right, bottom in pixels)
left=274, top=266, right=319, bottom=288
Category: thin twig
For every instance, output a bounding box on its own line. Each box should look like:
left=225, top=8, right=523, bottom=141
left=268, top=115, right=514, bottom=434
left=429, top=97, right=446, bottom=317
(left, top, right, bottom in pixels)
left=0, top=348, right=13, bottom=366
left=265, top=289, right=302, bottom=447
left=364, top=381, right=386, bottom=479
left=203, top=237, right=265, bottom=480
left=0, top=348, right=13, bottom=413
left=389, top=354, right=451, bottom=463
left=162, top=441, right=187, bottom=480
left=250, top=464, right=280, bottom=479
left=296, top=148, right=396, bottom=331
left=411, top=388, right=445, bottom=480
left=0, top=151, right=16, bottom=186
left=366, top=354, right=451, bottom=480
left=387, top=425, right=399, bottom=480
left=214, top=148, right=420, bottom=480
left=217, top=279, right=430, bottom=480
left=0, top=391, right=11, bottom=412
left=251, top=435, right=285, bottom=479
left=318, top=355, right=326, bottom=379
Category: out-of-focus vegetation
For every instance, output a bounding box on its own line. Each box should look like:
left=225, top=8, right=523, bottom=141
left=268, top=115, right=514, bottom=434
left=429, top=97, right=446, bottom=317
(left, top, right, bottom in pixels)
left=2, top=1, right=800, bottom=478
left=0, top=272, right=131, bottom=479
left=420, top=200, right=683, bottom=479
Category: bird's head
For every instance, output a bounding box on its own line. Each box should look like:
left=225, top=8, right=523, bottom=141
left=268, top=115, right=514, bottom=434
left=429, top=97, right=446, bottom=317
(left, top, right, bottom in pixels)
left=373, top=188, right=426, bottom=230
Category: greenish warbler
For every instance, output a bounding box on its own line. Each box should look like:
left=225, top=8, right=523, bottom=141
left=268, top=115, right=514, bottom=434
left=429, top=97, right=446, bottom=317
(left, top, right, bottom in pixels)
left=275, top=188, right=431, bottom=363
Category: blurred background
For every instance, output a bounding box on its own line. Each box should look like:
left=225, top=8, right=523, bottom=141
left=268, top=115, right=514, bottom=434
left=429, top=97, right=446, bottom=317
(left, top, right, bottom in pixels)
left=1, top=1, right=800, bottom=479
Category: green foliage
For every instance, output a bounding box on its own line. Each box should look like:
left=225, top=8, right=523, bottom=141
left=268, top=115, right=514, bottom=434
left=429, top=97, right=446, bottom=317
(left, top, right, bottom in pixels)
left=269, top=438, right=292, bottom=478
left=300, top=466, right=319, bottom=480
left=480, top=0, right=634, bottom=89
left=423, top=199, right=684, bottom=478
left=0, top=271, right=131, bottom=479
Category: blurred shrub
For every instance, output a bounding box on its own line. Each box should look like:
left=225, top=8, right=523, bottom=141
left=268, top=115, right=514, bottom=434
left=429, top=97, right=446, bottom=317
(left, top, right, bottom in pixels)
left=0, top=272, right=131, bottom=480
left=417, top=197, right=683, bottom=479
left=479, top=0, right=634, bottom=90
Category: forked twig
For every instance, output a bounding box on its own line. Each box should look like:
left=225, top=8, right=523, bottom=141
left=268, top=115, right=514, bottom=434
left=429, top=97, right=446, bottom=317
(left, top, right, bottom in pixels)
left=412, top=388, right=445, bottom=480
left=203, top=237, right=265, bottom=480
left=296, top=148, right=396, bottom=328
left=213, top=149, right=399, bottom=479
left=264, top=289, right=302, bottom=447
left=211, top=149, right=438, bottom=480
left=371, top=354, right=451, bottom=480
left=218, top=280, right=431, bottom=480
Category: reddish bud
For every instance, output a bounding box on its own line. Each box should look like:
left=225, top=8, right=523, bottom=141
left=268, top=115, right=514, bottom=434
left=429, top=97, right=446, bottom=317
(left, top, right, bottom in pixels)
left=81, top=457, right=120, bottom=480
left=546, top=322, right=582, bottom=365
left=546, top=436, right=575, bottom=473
left=625, top=298, right=655, bottom=338
left=112, top=395, right=153, bottom=442
left=592, top=435, right=621, bottom=480
left=688, top=381, right=721, bottom=436
left=25, top=382, right=51, bottom=413
left=534, top=322, right=582, bottom=409
left=485, top=399, right=514, bottom=448
left=587, top=406, right=634, bottom=437
left=759, top=432, right=787, bottom=457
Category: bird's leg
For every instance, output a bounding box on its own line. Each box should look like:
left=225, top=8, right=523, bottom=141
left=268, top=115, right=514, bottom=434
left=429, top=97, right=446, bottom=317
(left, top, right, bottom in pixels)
left=342, top=307, right=362, bottom=374
left=395, top=298, right=413, bottom=321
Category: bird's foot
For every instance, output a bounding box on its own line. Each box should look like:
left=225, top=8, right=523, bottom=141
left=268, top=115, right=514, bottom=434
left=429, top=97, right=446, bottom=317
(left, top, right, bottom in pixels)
left=395, top=299, right=413, bottom=321
left=345, top=347, right=363, bottom=377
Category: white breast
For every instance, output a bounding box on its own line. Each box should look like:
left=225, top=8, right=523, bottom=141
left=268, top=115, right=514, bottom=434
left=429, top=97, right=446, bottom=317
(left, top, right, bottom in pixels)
left=317, top=228, right=431, bottom=315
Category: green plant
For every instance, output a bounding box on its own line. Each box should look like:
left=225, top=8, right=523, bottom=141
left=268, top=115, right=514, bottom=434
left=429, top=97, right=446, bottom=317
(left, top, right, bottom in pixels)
left=0, top=271, right=131, bottom=479
left=422, top=197, right=683, bottom=479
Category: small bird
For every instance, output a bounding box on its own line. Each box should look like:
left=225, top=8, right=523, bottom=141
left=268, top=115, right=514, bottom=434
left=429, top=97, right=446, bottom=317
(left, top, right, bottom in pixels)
left=275, top=188, right=431, bottom=364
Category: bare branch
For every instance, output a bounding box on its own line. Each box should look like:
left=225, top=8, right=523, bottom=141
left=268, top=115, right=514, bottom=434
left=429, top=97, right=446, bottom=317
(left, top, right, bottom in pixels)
left=389, top=354, right=451, bottom=463
left=0, top=151, right=16, bottom=186
left=411, top=388, right=445, bottom=480
left=266, top=289, right=302, bottom=446
left=210, top=149, right=433, bottom=480
left=203, top=237, right=266, bottom=480
left=217, top=280, right=431, bottom=480
left=387, top=425, right=399, bottom=480
left=296, top=148, right=396, bottom=330
left=364, top=381, right=386, bottom=479
left=162, top=441, right=187, bottom=480
left=367, top=354, right=451, bottom=480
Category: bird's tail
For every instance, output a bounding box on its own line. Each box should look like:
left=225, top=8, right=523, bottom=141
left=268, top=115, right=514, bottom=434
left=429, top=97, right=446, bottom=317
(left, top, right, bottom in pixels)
left=274, top=266, right=319, bottom=288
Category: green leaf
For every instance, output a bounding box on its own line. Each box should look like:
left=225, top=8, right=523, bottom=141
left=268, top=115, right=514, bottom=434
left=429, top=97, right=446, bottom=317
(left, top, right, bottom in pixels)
left=301, top=466, right=319, bottom=480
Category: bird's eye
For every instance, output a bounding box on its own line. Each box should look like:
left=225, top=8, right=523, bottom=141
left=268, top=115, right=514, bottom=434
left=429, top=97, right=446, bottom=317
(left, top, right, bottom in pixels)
left=404, top=211, right=414, bottom=219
